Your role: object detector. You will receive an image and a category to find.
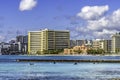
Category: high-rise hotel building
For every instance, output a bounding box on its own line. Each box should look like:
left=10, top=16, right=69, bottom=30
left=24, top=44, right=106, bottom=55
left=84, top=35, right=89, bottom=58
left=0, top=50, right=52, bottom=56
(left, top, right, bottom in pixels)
left=111, top=33, right=120, bottom=53
left=28, top=29, right=70, bottom=54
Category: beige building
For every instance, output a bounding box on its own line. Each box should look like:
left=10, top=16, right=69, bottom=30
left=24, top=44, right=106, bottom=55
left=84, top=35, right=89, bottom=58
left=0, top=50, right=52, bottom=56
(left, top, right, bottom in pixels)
left=64, top=48, right=74, bottom=54
left=92, top=39, right=112, bottom=53
left=64, top=45, right=90, bottom=54
left=100, top=40, right=111, bottom=53
left=92, top=39, right=101, bottom=49
left=28, top=29, right=70, bottom=54
left=111, top=33, right=120, bottom=53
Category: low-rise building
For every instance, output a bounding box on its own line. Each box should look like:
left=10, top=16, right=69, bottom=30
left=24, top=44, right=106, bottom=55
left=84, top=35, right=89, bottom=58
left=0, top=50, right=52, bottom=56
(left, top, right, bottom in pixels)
left=64, top=45, right=90, bottom=54
left=64, top=48, right=75, bottom=55
left=0, top=42, right=10, bottom=54
left=9, top=43, right=19, bottom=53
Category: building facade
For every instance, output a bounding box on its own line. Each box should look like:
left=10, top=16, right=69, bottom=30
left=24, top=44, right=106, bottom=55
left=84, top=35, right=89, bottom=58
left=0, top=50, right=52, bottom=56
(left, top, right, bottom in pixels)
left=100, top=40, right=111, bottom=53
left=64, top=45, right=90, bottom=55
left=111, top=33, right=120, bottom=53
left=92, top=39, right=101, bottom=49
left=28, top=29, right=70, bottom=54
left=16, top=35, right=28, bottom=53
left=76, top=40, right=86, bottom=46
left=70, top=40, right=76, bottom=48
left=0, top=42, right=10, bottom=54
left=70, top=39, right=91, bottom=48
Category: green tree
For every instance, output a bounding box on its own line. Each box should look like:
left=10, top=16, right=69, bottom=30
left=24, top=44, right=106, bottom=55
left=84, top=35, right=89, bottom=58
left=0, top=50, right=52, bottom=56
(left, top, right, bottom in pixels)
left=97, top=49, right=105, bottom=54
left=87, top=49, right=104, bottom=55
left=115, top=48, right=120, bottom=53
left=42, top=49, right=63, bottom=54
left=87, top=49, right=93, bottom=54
left=43, top=50, right=49, bottom=54
left=36, top=51, right=41, bottom=54
left=74, top=50, right=82, bottom=54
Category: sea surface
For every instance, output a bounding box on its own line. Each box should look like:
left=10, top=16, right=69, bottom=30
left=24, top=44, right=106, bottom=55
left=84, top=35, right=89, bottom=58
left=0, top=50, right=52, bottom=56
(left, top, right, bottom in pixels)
left=0, top=55, right=120, bottom=80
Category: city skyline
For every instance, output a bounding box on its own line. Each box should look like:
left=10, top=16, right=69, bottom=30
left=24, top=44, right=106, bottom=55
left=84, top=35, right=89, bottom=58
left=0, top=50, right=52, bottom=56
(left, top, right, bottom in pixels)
left=0, top=0, right=120, bottom=42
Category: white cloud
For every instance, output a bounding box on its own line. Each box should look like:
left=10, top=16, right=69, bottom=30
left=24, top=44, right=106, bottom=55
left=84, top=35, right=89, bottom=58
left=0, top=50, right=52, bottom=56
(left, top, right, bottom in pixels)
left=71, top=5, right=120, bottom=39
left=19, top=0, right=37, bottom=11
left=93, top=29, right=118, bottom=38
left=77, top=5, right=109, bottom=20
left=87, top=17, right=109, bottom=31
left=110, top=9, right=120, bottom=28
left=87, top=9, right=120, bottom=31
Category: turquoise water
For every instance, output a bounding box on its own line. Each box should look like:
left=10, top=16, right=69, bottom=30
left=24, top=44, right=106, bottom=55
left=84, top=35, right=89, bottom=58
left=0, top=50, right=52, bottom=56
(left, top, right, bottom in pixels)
left=0, top=55, right=120, bottom=80
left=0, top=62, right=120, bottom=80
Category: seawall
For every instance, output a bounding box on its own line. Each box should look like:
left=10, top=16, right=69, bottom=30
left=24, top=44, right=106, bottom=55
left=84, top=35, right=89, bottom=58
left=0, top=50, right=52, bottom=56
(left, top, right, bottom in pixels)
left=17, top=59, right=120, bottom=63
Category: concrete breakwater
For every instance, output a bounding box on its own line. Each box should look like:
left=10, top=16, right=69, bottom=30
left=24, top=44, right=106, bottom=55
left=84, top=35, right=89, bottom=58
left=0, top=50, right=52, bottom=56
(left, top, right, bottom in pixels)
left=17, top=59, right=120, bottom=63
left=1, top=55, right=120, bottom=63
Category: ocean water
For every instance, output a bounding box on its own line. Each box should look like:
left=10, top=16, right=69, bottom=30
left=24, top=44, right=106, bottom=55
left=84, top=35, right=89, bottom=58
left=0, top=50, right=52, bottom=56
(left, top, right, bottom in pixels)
left=0, top=62, right=120, bottom=80
left=0, top=55, right=120, bottom=80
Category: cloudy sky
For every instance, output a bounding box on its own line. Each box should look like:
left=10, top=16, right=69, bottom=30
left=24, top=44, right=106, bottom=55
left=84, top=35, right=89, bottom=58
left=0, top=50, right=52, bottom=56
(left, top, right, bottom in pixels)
left=0, top=0, right=120, bottom=42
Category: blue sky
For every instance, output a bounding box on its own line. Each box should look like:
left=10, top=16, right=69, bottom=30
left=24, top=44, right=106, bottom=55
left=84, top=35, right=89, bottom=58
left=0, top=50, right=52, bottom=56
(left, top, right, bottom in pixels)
left=0, top=0, right=120, bottom=42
